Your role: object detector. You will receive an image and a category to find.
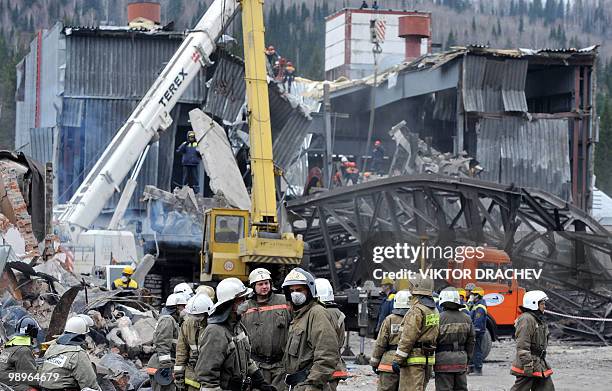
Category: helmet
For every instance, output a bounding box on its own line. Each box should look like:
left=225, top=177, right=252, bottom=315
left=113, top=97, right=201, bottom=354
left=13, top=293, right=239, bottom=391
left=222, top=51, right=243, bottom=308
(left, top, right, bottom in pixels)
left=393, top=290, right=412, bottom=309
left=16, top=317, right=40, bottom=338
left=188, top=131, right=196, bottom=137
left=64, top=316, right=89, bottom=335
left=374, top=140, right=382, bottom=146
left=439, top=287, right=461, bottom=306
left=122, top=266, right=134, bottom=275
left=186, top=293, right=214, bottom=315
left=166, top=293, right=188, bottom=307
left=173, top=282, right=194, bottom=296
left=340, top=155, right=348, bottom=163
left=315, top=278, right=334, bottom=302
left=282, top=268, right=316, bottom=297
left=457, top=288, right=466, bottom=299
left=196, top=285, right=216, bottom=301
left=465, top=282, right=476, bottom=291
left=213, top=278, right=253, bottom=311
left=522, top=290, right=548, bottom=311
left=249, top=268, right=272, bottom=285
left=381, top=277, right=394, bottom=286
left=409, top=275, right=433, bottom=296
left=472, top=287, right=485, bottom=297
left=287, top=61, right=293, bottom=66
left=76, top=314, right=95, bottom=328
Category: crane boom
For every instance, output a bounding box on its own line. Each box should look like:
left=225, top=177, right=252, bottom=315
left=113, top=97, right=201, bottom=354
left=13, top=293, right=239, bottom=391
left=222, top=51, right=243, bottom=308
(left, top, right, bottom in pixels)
left=58, top=0, right=240, bottom=240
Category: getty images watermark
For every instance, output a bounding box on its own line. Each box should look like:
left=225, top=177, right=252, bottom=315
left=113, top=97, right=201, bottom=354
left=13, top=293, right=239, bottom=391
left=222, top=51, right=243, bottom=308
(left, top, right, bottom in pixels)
left=371, top=243, right=543, bottom=280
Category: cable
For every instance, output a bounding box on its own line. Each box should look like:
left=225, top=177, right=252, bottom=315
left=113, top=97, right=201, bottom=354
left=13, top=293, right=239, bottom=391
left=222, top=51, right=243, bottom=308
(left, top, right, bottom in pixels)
left=545, top=309, right=612, bottom=322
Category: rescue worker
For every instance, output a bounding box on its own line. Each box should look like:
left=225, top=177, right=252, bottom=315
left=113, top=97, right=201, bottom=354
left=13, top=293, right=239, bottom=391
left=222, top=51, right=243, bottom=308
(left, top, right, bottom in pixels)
left=216, top=219, right=240, bottom=242
left=435, top=287, right=475, bottom=391
left=147, top=293, right=187, bottom=391
left=194, top=278, right=275, bottom=391
left=174, top=282, right=195, bottom=301
left=391, top=275, right=439, bottom=391
left=0, top=317, right=40, bottom=391
left=376, top=278, right=396, bottom=333
left=315, top=278, right=348, bottom=391
left=371, top=140, right=385, bottom=175
left=176, top=131, right=202, bottom=193
left=241, top=268, right=291, bottom=391
left=284, top=61, right=296, bottom=93
left=39, top=316, right=101, bottom=390
left=111, top=265, right=138, bottom=290
left=360, top=1, right=369, bottom=9
left=510, top=290, right=555, bottom=391
left=175, top=293, right=214, bottom=391
left=457, top=288, right=471, bottom=316
left=463, top=283, right=475, bottom=309
left=468, top=286, right=487, bottom=376
left=345, top=162, right=360, bottom=185
left=370, top=290, right=411, bottom=391
left=282, top=268, right=340, bottom=391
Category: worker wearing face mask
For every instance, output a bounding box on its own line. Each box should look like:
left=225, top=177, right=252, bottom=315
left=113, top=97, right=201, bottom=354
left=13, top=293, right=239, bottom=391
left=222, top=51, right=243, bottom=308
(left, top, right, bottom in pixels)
left=111, top=266, right=138, bottom=290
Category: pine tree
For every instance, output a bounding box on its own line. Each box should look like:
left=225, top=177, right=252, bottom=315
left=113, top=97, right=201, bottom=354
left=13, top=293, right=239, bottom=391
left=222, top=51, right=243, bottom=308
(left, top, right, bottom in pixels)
left=519, top=17, right=525, bottom=33
left=471, top=16, right=477, bottom=32
left=497, top=18, right=502, bottom=36
left=446, top=29, right=456, bottom=49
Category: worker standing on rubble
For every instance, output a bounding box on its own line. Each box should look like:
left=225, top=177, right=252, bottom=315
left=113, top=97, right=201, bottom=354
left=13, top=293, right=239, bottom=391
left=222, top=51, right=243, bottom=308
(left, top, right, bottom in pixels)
left=175, top=293, right=214, bottom=391
left=282, top=268, right=340, bottom=391
left=371, top=140, right=385, bottom=175
left=176, top=131, right=202, bottom=193
left=195, top=278, right=276, bottom=391
left=510, top=291, right=555, bottom=391
left=434, top=287, right=475, bottom=391
left=111, top=266, right=138, bottom=290
left=148, top=293, right=187, bottom=391
left=391, top=275, right=439, bottom=391
left=40, top=316, right=101, bottom=391
left=370, top=290, right=411, bottom=391
left=284, top=61, right=296, bottom=93
left=0, top=317, right=40, bottom=391
left=376, top=278, right=396, bottom=333
left=468, top=287, right=487, bottom=376
left=315, top=278, right=348, bottom=391
left=241, top=268, right=291, bottom=391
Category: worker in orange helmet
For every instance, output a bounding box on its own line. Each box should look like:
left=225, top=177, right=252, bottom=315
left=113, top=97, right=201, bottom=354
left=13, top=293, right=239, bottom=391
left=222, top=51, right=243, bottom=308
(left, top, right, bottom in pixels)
left=284, top=61, right=296, bottom=93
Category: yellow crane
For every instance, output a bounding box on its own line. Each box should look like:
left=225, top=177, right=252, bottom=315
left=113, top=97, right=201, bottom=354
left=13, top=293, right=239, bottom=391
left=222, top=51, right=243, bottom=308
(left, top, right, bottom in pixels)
left=200, top=0, right=304, bottom=282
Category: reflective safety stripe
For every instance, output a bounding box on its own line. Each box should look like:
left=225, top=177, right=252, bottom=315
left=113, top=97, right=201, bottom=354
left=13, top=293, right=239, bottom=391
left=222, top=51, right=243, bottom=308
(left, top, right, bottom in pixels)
left=190, top=344, right=198, bottom=351
left=395, top=349, right=409, bottom=358
left=377, top=364, right=394, bottom=373
left=332, top=371, right=349, bottom=378
left=159, top=354, right=172, bottom=361
left=185, top=378, right=201, bottom=388
left=406, top=356, right=435, bottom=365
left=146, top=367, right=157, bottom=375
left=473, top=304, right=488, bottom=314
left=244, top=304, right=290, bottom=315
left=425, top=314, right=440, bottom=326
left=511, top=366, right=553, bottom=377
left=387, top=293, right=396, bottom=301
left=174, top=366, right=185, bottom=372
left=434, top=363, right=467, bottom=371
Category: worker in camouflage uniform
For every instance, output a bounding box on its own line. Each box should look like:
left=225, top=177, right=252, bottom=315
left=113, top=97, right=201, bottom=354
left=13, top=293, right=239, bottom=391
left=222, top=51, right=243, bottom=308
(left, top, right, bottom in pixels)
left=391, top=275, right=439, bottom=391
left=39, top=316, right=101, bottom=391
left=282, top=268, right=340, bottom=391
left=370, top=290, right=411, bottom=391
left=468, top=286, right=488, bottom=376
left=315, top=278, right=348, bottom=391
left=241, top=268, right=291, bottom=391
left=195, top=278, right=275, bottom=391
left=510, top=290, right=555, bottom=391
left=148, top=293, right=187, bottom=391
left=175, top=293, right=214, bottom=391
left=435, top=287, right=475, bottom=391
left=0, top=317, right=40, bottom=391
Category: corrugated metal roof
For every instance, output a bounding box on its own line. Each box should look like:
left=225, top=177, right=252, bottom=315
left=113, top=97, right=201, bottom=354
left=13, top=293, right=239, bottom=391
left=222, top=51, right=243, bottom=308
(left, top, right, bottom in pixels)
left=477, top=117, right=571, bottom=200
left=204, top=55, right=247, bottom=121
left=29, top=127, right=56, bottom=164
left=64, top=33, right=206, bottom=101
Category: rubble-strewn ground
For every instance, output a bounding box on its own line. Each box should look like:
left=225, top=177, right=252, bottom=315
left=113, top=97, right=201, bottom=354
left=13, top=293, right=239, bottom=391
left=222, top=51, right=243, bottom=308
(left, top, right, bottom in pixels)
left=339, top=333, right=612, bottom=391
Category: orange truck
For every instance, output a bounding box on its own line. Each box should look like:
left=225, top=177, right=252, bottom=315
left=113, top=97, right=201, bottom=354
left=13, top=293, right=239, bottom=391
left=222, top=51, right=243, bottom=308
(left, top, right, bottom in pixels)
left=446, top=247, right=526, bottom=357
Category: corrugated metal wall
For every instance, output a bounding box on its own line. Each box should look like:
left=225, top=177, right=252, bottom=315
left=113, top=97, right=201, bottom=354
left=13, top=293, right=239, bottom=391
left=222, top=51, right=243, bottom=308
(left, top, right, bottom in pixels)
left=477, top=117, right=571, bottom=200
left=29, top=127, right=57, bottom=164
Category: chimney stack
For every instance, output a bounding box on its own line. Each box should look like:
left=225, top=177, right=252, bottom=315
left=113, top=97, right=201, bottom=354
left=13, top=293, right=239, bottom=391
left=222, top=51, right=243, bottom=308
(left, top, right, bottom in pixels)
left=398, top=12, right=432, bottom=61
left=127, top=1, right=161, bottom=29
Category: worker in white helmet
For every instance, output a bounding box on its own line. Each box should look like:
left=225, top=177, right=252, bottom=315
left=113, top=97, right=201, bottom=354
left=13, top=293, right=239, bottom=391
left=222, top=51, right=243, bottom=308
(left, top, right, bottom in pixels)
left=147, top=293, right=187, bottom=391
left=175, top=293, right=214, bottom=391
left=241, top=268, right=291, bottom=391
left=195, top=278, right=275, bottom=391
left=510, top=290, right=554, bottom=391
left=40, top=316, right=101, bottom=390
left=174, top=282, right=195, bottom=301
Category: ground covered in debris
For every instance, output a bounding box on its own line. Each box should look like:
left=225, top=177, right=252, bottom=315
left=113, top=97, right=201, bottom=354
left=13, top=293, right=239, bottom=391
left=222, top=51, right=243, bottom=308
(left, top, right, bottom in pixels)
left=340, top=333, right=612, bottom=391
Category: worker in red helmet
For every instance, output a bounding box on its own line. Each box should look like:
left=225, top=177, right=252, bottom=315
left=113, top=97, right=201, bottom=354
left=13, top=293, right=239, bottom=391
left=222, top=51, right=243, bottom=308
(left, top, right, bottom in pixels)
left=372, top=140, right=385, bottom=176
left=284, top=61, right=296, bottom=93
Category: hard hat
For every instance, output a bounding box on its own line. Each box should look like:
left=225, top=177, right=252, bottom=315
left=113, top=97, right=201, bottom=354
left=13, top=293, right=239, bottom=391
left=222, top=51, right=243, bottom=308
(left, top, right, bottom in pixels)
left=439, top=287, right=461, bottom=306
left=282, top=267, right=317, bottom=297
left=465, top=282, right=476, bottom=291
left=340, top=155, right=348, bottom=163
left=16, top=317, right=40, bottom=338
left=173, top=282, right=194, bottom=296
left=76, top=314, right=95, bottom=328
left=374, top=140, right=382, bottom=146
left=64, top=316, right=89, bottom=335
left=122, top=266, right=134, bottom=275
left=457, top=288, right=466, bottom=298
left=315, top=278, right=334, bottom=302
left=381, top=277, right=394, bottom=286
left=196, top=285, right=216, bottom=301
left=166, top=293, right=188, bottom=307
left=213, top=278, right=253, bottom=311
left=188, top=131, right=196, bottom=137
left=249, top=268, right=272, bottom=285
left=409, top=275, right=434, bottom=296
left=287, top=61, right=293, bottom=66
left=472, top=287, right=485, bottom=297
left=185, top=293, right=214, bottom=315
left=393, top=290, right=412, bottom=309
left=522, top=290, right=548, bottom=311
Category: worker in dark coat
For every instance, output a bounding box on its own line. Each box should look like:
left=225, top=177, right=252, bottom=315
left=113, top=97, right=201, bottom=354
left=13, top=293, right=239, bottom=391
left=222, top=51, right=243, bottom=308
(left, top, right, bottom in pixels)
left=176, top=131, right=202, bottom=193
left=372, top=140, right=385, bottom=175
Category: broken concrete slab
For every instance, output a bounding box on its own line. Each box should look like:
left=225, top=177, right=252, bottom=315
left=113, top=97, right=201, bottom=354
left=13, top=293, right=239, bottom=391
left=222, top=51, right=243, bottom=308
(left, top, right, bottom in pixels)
left=189, top=108, right=251, bottom=211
